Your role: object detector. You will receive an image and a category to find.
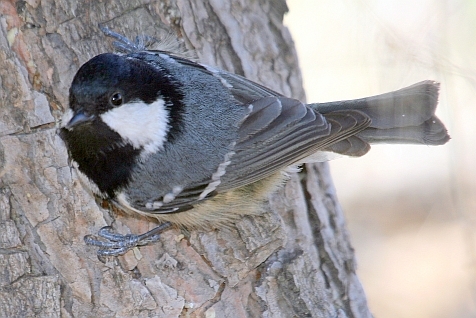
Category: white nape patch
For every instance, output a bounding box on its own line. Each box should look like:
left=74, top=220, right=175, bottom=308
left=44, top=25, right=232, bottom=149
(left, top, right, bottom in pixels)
left=199, top=149, right=235, bottom=200
left=61, top=108, right=74, bottom=128
left=100, top=99, right=169, bottom=154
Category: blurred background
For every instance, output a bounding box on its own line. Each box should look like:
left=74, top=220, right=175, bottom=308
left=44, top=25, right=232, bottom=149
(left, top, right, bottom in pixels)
left=284, top=0, right=475, bottom=317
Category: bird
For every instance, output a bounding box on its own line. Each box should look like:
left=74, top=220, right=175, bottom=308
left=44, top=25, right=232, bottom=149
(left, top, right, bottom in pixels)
left=59, top=27, right=450, bottom=256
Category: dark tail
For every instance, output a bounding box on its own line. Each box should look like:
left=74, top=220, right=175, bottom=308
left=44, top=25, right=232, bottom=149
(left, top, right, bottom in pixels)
left=309, top=81, right=450, bottom=156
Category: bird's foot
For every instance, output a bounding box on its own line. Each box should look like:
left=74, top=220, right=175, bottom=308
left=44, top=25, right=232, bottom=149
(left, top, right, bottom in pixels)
left=84, top=222, right=172, bottom=257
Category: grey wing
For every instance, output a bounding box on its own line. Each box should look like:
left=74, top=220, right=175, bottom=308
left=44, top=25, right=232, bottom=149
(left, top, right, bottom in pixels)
left=135, top=54, right=371, bottom=212
left=146, top=96, right=370, bottom=213
left=155, top=51, right=284, bottom=101
left=208, top=69, right=286, bottom=103
left=217, top=96, right=371, bottom=190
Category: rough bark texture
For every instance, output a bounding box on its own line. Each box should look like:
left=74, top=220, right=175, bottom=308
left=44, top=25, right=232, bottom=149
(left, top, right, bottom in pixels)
left=0, top=0, right=372, bottom=317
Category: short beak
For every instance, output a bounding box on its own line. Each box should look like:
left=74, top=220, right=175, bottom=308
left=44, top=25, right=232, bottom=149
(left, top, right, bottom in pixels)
left=65, top=111, right=95, bottom=130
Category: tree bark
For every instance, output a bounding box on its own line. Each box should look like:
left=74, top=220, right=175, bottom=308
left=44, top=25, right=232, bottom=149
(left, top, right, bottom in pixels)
left=0, top=0, right=372, bottom=317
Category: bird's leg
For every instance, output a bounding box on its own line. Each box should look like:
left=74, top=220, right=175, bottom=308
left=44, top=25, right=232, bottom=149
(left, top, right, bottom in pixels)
left=84, top=222, right=172, bottom=257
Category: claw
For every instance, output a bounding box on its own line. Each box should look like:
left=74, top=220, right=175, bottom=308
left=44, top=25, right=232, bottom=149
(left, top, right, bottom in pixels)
left=84, top=222, right=172, bottom=257
left=99, top=25, right=157, bottom=54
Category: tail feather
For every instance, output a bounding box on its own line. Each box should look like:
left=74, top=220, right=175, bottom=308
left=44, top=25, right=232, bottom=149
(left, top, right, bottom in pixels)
left=357, top=115, right=449, bottom=145
left=324, top=136, right=370, bottom=157
left=311, top=81, right=450, bottom=153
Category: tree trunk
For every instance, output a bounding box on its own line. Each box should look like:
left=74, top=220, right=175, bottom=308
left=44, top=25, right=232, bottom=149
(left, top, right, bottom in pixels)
left=0, top=0, right=372, bottom=317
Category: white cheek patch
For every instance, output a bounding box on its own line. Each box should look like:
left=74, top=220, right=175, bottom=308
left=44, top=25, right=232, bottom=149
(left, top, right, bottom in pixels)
left=100, top=99, right=170, bottom=154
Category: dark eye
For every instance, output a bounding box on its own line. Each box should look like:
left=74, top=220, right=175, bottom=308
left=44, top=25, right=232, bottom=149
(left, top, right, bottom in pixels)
left=109, top=92, right=123, bottom=106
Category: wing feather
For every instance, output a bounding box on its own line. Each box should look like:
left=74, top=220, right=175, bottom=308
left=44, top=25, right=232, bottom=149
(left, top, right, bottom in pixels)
left=133, top=54, right=371, bottom=213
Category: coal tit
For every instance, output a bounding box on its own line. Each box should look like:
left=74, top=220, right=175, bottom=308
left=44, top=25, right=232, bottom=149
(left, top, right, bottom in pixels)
left=59, top=28, right=450, bottom=256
